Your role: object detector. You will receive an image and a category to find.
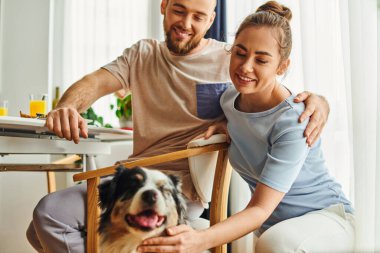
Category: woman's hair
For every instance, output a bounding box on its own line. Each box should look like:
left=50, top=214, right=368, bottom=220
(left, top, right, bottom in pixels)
left=235, top=1, right=293, bottom=61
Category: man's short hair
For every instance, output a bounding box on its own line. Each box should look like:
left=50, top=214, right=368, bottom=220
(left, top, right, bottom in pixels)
left=166, top=0, right=217, bottom=11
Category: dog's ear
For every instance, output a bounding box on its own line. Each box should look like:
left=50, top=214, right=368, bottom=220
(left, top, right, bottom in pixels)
left=168, top=174, right=188, bottom=225
left=168, top=174, right=182, bottom=192
left=98, top=180, right=114, bottom=210
left=98, top=165, right=125, bottom=210
left=115, top=165, right=126, bottom=177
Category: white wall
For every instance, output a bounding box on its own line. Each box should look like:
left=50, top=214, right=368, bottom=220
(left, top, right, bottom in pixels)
left=0, top=0, right=51, bottom=252
left=0, top=0, right=3, bottom=94
left=0, top=0, right=51, bottom=115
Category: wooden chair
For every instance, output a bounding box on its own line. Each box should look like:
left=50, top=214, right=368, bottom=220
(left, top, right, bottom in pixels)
left=73, top=137, right=231, bottom=253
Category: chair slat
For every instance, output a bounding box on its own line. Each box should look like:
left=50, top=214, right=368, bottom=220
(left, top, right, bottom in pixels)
left=73, top=143, right=228, bottom=182
left=87, top=177, right=100, bottom=253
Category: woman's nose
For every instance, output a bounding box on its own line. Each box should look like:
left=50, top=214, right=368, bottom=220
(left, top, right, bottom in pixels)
left=240, top=59, right=254, bottom=73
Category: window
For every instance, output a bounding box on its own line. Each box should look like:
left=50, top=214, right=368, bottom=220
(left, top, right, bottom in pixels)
left=52, top=0, right=163, bottom=126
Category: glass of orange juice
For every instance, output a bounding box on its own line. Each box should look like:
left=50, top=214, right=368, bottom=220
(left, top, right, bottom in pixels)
left=29, top=94, right=48, bottom=117
left=0, top=100, right=8, bottom=116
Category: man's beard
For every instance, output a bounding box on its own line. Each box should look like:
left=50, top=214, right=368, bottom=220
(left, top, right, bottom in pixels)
left=165, top=30, right=200, bottom=55
left=164, top=23, right=203, bottom=55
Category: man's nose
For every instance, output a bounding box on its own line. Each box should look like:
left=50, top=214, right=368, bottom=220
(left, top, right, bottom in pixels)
left=182, top=15, right=192, bottom=30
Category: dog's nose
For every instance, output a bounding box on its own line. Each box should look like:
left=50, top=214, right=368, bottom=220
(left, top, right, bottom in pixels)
left=142, top=190, right=158, bottom=205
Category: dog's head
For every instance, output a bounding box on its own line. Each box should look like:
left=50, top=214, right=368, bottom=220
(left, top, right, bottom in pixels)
left=98, top=166, right=187, bottom=238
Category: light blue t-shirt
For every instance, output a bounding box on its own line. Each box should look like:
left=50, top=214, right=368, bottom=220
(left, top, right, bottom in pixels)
left=220, top=86, right=353, bottom=232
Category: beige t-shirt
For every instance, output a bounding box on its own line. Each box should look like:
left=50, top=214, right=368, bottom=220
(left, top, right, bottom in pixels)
left=102, top=39, right=230, bottom=201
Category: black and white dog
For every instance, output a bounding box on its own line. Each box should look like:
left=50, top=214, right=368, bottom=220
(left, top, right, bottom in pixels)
left=98, top=166, right=187, bottom=253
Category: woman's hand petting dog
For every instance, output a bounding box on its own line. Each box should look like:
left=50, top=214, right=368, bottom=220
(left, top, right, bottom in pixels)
left=138, top=224, right=207, bottom=253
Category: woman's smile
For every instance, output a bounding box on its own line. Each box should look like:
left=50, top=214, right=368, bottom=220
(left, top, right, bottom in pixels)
left=234, top=73, right=257, bottom=90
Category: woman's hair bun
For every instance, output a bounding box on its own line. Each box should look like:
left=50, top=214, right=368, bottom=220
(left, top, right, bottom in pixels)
left=256, top=1, right=292, bottom=21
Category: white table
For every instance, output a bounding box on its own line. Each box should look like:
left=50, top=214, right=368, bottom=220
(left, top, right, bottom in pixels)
left=0, top=116, right=133, bottom=171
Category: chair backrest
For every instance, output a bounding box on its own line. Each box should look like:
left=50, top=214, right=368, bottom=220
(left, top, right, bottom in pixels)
left=73, top=138, right=231, bottom=253
left=188, top=134, right=228, bottom=207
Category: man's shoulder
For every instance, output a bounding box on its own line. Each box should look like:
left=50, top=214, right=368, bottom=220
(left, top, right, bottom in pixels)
left=208, top=39, right=228, bottom=47
left=136, top=38, right=160, bottom=45
left=205, top=39, right=228, bottom=53
left=196, top=39, right=230, bottom=70
left=121, top=39, right=162, bottom=59
left=131, top=39, right=161, bottom=51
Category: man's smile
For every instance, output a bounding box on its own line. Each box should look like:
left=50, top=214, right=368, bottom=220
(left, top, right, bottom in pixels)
left=172, top=26, right=192, bottom=40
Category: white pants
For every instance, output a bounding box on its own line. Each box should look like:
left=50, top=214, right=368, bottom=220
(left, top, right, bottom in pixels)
left=254, top=204, right=355, bottom=253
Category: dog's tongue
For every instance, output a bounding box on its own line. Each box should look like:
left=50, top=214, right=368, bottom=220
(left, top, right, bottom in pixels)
left=134, top=213, right=159, bottom=228
left=128, top=210, right=166, bottom=229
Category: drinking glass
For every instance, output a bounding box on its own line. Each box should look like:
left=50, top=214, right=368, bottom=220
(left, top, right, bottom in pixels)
left=29, top=94, right=48, bottom=117
left=0, top=100, right=8, bottom=116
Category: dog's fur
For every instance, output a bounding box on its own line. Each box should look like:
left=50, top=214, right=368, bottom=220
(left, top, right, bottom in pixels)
left=98, top=166, right=187, bottom=253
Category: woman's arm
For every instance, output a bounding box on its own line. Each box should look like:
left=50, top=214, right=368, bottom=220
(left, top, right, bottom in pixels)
left=138, top=183, right=285, bottom=253
left=202, top=183, right=285, bottom=249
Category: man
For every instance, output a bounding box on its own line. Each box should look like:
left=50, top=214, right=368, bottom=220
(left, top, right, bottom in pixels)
left=26, top=0, right=329, bottom=252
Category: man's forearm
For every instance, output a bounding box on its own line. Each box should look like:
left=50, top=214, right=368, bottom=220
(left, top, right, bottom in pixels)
left=46, top=69, right=122, bottom=143
left=56, top=69, right=123, bottom=113
left=56, top=77, right=98, bottom=113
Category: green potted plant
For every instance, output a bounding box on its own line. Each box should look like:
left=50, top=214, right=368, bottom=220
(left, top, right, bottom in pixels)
left=81, top=107, right=113, bottom=128
left=111, top=94, right=133, bottom=129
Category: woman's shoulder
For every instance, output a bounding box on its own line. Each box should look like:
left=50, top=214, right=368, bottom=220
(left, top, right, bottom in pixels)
left=276, top=95, right=307, bottom=123
left=220, top=84, right=237, bottom=103
left=284, top=95, right=306, bottom=117
left=270, top=96, right=309, bottom=142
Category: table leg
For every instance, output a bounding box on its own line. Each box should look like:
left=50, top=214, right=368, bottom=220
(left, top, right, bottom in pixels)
left=85, top=155, right=97, bottom=171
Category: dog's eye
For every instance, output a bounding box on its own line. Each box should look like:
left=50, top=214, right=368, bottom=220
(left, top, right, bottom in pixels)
left=132, top=173, right=144, bottom=182
left=159, top=185, right=172, bottom=195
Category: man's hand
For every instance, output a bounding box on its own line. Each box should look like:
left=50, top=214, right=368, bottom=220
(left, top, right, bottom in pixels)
left=43, top=69, right=124, bottom=144
left=294, top=91, right=330, bottom=146
left=45, top=107, right=88, bottom=144
left=138, top=225, right=206, bottom=253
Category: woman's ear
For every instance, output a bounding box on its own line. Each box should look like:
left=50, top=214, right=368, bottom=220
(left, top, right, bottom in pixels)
left=161, top=0, right=168, bottom=15
left=277, top=59, right=290, bottom=75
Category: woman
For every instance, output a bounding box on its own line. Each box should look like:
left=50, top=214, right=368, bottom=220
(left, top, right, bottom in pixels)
left=138, top=1, right=355, bottom=252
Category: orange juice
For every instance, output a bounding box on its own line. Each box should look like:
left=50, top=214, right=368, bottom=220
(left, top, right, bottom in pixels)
left=30, top=100, right=47, bottom=117
left=0, top=107, right=8, bottom=116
